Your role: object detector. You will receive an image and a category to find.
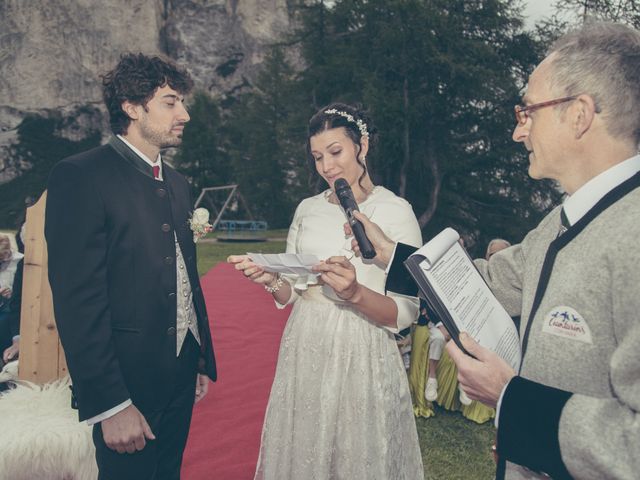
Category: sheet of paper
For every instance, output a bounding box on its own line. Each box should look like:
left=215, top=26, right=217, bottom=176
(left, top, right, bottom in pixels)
left=413, top=234, right=521, bottom=371
left=248, top=253, right=321, bottom=276
left=413, top=227, right=459, bottom=269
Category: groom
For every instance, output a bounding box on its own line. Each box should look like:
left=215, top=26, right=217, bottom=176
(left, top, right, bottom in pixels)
left=45, top=53, right=216, bottom=480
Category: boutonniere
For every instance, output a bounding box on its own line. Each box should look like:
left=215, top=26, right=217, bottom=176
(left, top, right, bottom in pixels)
left=189, top=207, right=214, bottom=243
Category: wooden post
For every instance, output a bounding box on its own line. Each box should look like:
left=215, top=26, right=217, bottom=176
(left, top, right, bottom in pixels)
left=18, top=191, right=68, bottom=383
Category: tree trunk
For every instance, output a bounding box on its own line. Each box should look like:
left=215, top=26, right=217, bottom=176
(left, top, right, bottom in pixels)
left=417, top=123, right=441, bottom=228
left=398, top=76, right=411, bottom=197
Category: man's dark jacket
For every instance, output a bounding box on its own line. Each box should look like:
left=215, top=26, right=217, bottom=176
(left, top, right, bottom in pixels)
left=45, top=137, right=216, bottom=421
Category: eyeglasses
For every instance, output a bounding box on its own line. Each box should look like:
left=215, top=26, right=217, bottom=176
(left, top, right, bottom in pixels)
left=514, top=95, right=579, bottom=125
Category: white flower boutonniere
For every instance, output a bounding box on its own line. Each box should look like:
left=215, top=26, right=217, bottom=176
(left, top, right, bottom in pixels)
left=189, top=207, right=213, bottom=243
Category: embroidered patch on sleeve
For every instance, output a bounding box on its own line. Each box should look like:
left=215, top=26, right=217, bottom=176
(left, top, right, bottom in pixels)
left=542, top=306, right=593, bottom=344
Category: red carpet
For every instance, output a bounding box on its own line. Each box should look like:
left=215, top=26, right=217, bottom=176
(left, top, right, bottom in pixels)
left=182, top=263, right=290, bottom=479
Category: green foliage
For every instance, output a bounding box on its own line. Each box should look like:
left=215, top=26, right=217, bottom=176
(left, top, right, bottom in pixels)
left=0, top=114, right=101, bottom=228
left=292, top=0, right=561, bottom=255
left=556, top=0, right=640, bottom=28
left=176, top=49, right=310, bottom=229
left=534, top=0, right=640, bottom=45
left=170, top=0, right=570, bottom=252
left=225, top=48, right=311, bottom=228
left=173, top=91, right=233, bottom=192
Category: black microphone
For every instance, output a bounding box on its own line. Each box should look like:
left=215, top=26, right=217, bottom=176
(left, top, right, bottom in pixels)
left=334, top=178, right=376, bottom=259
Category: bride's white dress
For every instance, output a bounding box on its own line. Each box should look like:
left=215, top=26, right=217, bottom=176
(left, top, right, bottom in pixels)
left=254, top=187, right=425, bottom=480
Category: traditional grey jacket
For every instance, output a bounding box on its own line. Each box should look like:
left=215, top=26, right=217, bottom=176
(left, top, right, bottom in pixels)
left=476, top=172, right=640, bottom=479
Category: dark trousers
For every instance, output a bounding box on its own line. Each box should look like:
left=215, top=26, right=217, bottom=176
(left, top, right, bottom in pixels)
left=0, top=308, right=12, bottom=373
left=93, top=333, right=200, bottom=480
left=0, top=308, right=12, bottom=352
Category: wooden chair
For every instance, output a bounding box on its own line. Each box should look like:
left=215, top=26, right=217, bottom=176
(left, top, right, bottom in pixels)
left=19, top=191, right=68, bottom=383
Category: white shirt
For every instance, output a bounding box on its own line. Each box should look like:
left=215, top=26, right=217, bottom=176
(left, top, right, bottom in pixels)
left=117, top=135, right=163, bottom=179
left=563, top=154, right=640, bottom=226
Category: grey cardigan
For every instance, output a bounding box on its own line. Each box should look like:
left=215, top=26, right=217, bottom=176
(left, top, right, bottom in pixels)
left=477, top=172, right=640, bottom=479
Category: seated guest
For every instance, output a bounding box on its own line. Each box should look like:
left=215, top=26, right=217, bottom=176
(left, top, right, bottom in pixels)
left=408, top=301, right=494, bottom=423
left=485, top=239, right=511, bottom=260
left=0, top=235, right=23, bottom=368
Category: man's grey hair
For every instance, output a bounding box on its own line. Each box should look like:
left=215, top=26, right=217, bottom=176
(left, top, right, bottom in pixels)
left=547, top=22, right=640, bottom=145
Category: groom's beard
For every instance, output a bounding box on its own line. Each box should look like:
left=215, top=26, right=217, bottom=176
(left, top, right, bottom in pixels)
left=139, top=117, right=185, bottom=149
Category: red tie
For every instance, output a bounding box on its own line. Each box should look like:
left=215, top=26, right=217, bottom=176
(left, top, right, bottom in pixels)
left=152, top=165, right=160, bottom=179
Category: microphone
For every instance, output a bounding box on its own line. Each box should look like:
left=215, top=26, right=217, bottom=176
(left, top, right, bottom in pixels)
left=334, top=178, right=376, bottom=259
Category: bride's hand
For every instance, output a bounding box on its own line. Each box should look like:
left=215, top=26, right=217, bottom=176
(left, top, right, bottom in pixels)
left=227, top=255, right=276, bottom=286
left=312, top=256, right=363, bottom=303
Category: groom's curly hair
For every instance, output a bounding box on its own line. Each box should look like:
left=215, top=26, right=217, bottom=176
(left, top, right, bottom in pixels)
left=102, top=53, right=194, bottom=135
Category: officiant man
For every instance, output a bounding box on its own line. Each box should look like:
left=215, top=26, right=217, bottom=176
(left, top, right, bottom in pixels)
left=337, top=22, right=640, bottom=480
left=45, top=53, right=216, bottom=480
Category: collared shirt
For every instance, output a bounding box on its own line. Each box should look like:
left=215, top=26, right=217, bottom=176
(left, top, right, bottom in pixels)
left=87, top=136, right=199, bottom=426
left=116, top=135, right=163, bottom=180
left=562, top=154, right=640, bottom=226
left=495, top=153, right=640, bottom=428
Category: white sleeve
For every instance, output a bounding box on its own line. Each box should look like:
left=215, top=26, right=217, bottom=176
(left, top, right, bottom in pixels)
left=86, top=399, right=132, bottom=426
left=274, top=203, right=303, bottom=309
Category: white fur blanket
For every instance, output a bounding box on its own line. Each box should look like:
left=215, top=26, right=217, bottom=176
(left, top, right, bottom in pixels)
left=0, top=376, right=97, bottom=480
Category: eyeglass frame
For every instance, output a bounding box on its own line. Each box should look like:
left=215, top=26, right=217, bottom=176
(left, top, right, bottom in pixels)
left=514, top=95, right=579, bottom=125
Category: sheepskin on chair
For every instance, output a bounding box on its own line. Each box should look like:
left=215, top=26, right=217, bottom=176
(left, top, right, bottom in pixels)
left=0, top=372, right=97, bottom=480
left=0, top=359, right=18, bottom=384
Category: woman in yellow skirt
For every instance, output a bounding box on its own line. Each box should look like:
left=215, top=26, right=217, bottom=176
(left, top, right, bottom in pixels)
left=408, top=302, right=495, bottom=424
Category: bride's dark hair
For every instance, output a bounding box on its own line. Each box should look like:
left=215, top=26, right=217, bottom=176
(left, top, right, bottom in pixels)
left=306, top=103, right=378, bottom=190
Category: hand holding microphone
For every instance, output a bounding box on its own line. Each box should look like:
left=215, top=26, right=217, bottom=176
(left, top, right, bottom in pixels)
left=334, top=178, right=376, bottom=259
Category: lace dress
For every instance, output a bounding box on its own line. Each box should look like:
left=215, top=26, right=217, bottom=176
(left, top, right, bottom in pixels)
left=254, top=187, right=425, bottom=480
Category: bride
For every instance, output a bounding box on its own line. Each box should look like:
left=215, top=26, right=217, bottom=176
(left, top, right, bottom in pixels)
left=228, top=103, right=424, bottom=480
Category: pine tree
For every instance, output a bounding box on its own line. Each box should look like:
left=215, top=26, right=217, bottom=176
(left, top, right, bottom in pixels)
left=226, top=48, right=309, bottom=228
left=173, top=91, right=232, bottom=192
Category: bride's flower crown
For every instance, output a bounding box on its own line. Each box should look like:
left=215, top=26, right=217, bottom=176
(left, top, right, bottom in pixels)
left=324, top=108, right=369, bottom=139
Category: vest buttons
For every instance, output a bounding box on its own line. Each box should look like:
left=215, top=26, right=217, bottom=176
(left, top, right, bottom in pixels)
left=164, top=256, right=174, bottom=265
left=161, top=223, right=171, bottom=232
left=167, top=327, right=176, bottom=336
left=156, top=188, right=167, bottom=198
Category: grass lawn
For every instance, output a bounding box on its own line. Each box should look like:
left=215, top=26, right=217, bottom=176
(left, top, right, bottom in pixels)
left=197, top=238, right=497, bottom=480
left=196, top=238, right=287, bottom=276
left=416, top=406, right=496, bottom=479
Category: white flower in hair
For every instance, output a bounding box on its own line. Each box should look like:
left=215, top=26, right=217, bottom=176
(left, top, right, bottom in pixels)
left=324, top=108, right=369, bottom=139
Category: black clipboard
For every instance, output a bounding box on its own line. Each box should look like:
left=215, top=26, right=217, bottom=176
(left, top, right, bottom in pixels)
left=404, top=254, right=477, bottom=360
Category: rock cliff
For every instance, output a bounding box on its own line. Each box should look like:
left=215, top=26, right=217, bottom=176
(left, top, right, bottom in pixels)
left=0, top=0, right=300, bottom=182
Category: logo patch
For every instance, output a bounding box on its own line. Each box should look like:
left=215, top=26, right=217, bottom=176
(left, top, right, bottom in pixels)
left=542, top=307, right=592, bottom=343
